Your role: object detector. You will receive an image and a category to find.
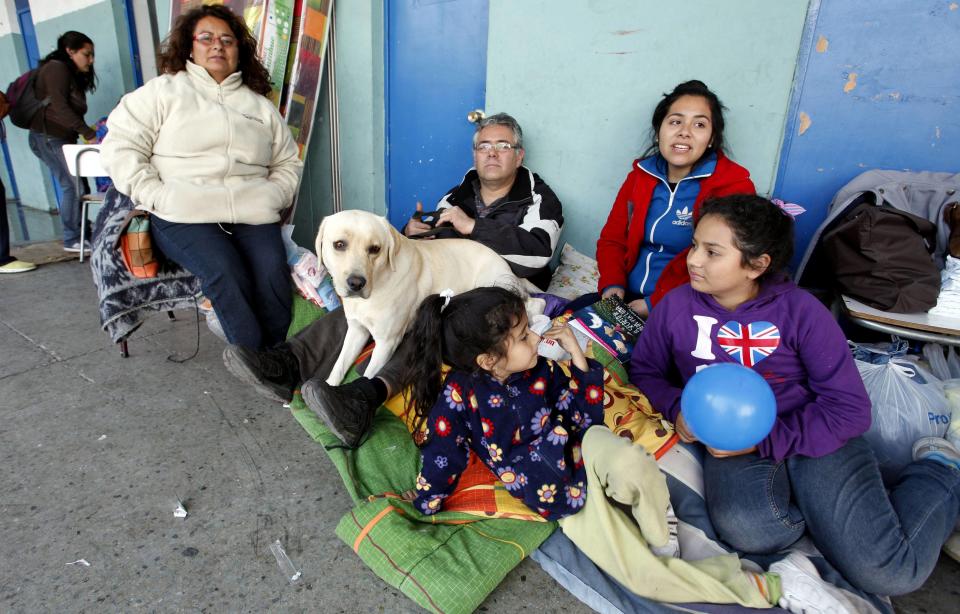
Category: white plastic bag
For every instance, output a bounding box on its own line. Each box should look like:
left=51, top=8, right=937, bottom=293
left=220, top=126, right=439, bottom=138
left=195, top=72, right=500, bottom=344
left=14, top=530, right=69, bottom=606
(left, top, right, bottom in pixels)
left=855, top=357, right=951, bottom=482
left=921, top=342, right=960, bottom=381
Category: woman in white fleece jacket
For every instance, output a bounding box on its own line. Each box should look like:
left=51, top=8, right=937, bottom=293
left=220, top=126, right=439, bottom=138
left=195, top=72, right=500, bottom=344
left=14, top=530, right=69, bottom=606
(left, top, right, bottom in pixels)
left=102, top=4, right=303, bottom=350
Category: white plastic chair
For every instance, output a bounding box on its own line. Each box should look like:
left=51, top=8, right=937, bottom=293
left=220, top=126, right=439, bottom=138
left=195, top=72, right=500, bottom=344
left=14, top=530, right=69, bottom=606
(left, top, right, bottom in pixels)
left=62, top=143, right=108, bottom=262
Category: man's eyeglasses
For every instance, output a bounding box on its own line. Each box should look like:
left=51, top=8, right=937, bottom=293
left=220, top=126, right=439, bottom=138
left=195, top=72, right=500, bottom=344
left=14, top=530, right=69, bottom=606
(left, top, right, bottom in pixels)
left=474, top=141, right=520, bottom=154
left=194, top=32, right=237, bottom=47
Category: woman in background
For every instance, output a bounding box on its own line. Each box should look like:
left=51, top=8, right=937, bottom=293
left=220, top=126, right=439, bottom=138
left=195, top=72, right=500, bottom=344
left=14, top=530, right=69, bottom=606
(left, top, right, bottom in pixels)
left=27, top=31, right=97, bottom=253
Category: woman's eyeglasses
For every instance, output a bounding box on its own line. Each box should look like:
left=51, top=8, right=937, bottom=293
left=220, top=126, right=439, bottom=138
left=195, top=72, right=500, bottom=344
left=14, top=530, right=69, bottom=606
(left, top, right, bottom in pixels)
left=193, top=32, right=237, bottom=47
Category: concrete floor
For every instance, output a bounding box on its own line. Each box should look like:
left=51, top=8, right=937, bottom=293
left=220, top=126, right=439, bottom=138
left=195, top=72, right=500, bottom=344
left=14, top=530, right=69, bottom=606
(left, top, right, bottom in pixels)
left=1, top=259, right=958, bottom=613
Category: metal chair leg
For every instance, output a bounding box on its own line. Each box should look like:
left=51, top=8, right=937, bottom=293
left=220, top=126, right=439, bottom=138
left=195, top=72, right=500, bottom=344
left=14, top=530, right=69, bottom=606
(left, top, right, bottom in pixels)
left=79, top=199, right=91, bottom=263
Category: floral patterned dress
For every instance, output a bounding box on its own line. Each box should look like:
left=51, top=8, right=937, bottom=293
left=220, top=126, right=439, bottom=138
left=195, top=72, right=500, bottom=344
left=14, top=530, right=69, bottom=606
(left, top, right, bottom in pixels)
left=413, top=357, right=606, bottom=519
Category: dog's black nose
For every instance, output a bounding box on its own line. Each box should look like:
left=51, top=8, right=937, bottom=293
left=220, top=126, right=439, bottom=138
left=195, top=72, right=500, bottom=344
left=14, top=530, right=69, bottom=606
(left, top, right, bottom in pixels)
left=347, top=275, right=366, bottom=292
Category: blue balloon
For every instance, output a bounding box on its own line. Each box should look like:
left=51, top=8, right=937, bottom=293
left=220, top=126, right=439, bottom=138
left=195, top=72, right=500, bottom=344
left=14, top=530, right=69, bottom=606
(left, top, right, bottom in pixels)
left=680, top=363, right=777, bottom=451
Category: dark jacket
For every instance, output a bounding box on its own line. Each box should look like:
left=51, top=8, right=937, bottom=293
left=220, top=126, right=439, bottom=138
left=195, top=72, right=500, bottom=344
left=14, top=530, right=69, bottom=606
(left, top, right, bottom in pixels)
left=434, top=166, right=563, bottom=283
left=30, top=59, right=94, bottom=141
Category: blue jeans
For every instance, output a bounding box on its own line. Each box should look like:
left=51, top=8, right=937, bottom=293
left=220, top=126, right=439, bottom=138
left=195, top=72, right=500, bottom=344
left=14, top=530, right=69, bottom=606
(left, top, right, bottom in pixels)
left=704, top=437, right=960, bottom=596
left=150, top=217, right=291, bottom=349
left=28, top=132, right=82, bottom=243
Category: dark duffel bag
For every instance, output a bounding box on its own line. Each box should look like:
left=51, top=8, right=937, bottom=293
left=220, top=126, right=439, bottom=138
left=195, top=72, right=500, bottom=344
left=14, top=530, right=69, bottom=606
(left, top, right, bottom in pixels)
left=822, top=200, right=940, bottom=313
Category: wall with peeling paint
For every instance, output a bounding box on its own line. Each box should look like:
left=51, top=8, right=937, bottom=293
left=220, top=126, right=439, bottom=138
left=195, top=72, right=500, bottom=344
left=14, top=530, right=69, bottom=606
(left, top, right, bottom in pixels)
left=485, top=0, right=810, bottom=257
left=775, top=0, right=960, bottom=267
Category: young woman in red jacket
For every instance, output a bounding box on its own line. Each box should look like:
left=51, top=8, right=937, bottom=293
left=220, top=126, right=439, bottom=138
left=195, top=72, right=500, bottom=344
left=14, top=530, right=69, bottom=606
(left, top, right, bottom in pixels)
left=590, top=80, right=755, bottom=317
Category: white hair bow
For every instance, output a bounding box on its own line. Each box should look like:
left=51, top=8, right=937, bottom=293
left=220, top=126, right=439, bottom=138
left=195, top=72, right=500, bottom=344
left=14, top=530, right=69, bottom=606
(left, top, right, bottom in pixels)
left=439, top=288, right=455, bottom=312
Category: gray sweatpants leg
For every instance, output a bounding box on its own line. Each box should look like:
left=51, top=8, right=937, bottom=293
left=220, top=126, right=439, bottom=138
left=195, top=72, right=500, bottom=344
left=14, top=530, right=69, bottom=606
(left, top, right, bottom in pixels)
left=286, top=309, right=406, bottom=391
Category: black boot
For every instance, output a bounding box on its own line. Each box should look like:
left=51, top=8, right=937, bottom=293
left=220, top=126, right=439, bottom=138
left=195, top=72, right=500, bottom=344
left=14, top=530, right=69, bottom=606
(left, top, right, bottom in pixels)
left=222, top=344, right=300, bottom=403
left=301, top=377, right=382, bottom=447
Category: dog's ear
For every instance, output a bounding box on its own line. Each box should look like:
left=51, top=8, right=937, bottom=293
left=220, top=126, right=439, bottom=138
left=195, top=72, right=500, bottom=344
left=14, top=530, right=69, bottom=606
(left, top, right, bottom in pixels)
left=383, top=218, right=402, bottom=272
left=315, top=216, right=328, bottom=267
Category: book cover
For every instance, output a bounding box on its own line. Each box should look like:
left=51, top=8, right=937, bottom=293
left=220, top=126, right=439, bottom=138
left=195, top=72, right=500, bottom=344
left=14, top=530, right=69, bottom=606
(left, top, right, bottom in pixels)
left=568, top=296, right=645, bottom=363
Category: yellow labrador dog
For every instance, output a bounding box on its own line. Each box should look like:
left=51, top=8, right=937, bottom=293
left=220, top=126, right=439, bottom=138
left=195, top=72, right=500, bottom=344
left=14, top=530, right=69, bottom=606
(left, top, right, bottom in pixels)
left=317, top=210, right=532, bottom=386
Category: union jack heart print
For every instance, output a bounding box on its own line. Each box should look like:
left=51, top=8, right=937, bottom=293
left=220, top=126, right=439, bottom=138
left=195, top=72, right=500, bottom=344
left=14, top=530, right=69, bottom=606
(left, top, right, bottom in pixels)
left=716, top=321, right=781, bottom=367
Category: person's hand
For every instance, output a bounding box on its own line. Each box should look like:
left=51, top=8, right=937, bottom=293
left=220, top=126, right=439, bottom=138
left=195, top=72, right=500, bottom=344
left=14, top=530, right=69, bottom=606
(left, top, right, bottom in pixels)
left=602, top=287, right=625, bottom=300
left=543, top=322, right=587, bottom=371
left=706, top=445, right=757, bottom=459
left=404, top=201, right=434, bottom=238
left=674, top=412, right=697, bottom=443
left=437, top=206, right=476, bottom=235
left=627, top=298, right=649, bottom=318
left=0, top=92, right=9, bottom=119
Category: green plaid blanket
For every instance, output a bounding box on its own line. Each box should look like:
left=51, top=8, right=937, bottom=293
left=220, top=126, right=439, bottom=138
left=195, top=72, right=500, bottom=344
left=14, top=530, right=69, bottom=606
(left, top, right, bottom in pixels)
left=286, top=297, right=556, bottom=614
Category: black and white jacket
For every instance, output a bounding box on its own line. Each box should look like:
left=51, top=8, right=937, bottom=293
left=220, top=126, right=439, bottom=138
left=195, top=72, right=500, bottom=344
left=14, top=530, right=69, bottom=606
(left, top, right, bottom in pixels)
left=434, top=166, right=563, bottom=283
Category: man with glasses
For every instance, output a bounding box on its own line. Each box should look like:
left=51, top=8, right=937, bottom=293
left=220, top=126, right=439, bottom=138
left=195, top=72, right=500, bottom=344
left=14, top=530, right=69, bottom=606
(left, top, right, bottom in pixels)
left=404, top=113, right=563, bottom=287
left=223, top=112, right=564, bottom=447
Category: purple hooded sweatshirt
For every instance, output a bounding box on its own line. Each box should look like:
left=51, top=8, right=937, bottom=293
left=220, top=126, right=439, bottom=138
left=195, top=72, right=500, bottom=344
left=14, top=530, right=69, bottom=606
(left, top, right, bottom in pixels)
left=629, top=277, right=871, bottom=461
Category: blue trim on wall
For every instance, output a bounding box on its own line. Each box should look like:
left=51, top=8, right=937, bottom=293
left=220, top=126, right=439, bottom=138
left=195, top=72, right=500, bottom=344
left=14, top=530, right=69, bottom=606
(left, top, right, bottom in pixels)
left=15, top=0, right=40, bottom=68
left=772, top=0, right=821, bottom=200
left=122, top=0, right=145, bottom=87
left=382, top=0, right=391, bottom=221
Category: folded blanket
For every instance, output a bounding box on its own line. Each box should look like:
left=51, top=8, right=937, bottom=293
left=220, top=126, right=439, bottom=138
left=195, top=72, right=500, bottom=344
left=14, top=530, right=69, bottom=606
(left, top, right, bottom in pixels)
left=533, top=440, right=894, bottom=614
left=90, top=189, right=201, bottom=342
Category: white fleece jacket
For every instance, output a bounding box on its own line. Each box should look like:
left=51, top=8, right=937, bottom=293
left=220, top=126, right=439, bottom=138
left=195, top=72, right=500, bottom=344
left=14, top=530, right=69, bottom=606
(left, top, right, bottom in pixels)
left=102, top=62, right=302, bottom=225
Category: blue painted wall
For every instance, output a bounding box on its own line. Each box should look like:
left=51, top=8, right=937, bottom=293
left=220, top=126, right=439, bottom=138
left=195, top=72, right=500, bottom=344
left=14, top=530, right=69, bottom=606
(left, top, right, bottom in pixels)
left=775, top=0, right=960, bottom=267
left=385, top=0, right=489, bottom=229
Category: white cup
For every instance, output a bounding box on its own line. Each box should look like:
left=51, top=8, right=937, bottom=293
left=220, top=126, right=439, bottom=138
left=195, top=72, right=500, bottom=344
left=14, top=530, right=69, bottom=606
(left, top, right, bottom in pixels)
left=530, top=314, right=571, bottom=361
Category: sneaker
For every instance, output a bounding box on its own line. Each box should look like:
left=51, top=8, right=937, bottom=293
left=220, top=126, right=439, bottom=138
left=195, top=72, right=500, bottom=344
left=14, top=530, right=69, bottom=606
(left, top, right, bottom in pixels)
left=301, top=377, right=379, bottom=448
left=912, top=436, right=960, bottom=471
left=770, top=552, right=854, bottom=614
left=63, top=240, right=91, bottom=253
left=222, top=344, right=300, bottom=403
left=0, top=259, right=37, bottom=274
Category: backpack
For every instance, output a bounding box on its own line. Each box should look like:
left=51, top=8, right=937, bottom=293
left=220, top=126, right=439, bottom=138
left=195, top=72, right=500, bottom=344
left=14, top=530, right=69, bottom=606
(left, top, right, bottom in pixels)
left=5, top=68, right=50, bottom=129
left=821, top=194, right=941, bottom=313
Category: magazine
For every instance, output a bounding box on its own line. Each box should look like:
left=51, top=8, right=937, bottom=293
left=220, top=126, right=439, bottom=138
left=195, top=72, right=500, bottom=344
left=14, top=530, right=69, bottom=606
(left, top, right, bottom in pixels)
left=568, top=295, right=645, bottom=363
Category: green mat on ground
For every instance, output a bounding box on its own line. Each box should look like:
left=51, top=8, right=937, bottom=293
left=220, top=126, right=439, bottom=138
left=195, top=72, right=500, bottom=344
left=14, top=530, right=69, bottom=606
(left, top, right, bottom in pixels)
left=285, top=296, right=556, bottom=614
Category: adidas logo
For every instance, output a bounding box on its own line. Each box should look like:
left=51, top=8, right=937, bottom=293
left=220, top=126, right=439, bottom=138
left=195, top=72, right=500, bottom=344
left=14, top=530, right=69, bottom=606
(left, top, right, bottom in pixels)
left=672, top=206, right=692, bottom=226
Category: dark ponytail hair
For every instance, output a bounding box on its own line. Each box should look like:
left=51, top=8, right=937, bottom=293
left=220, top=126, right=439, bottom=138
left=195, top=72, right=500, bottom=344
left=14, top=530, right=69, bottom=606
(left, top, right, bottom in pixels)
left=698, top=194, right=795, bottom=280
left=40, top=31, right=97, bottom=94
left=642, top=79, right=726, bottom=163
left=397, top=287, right=527, bottom=437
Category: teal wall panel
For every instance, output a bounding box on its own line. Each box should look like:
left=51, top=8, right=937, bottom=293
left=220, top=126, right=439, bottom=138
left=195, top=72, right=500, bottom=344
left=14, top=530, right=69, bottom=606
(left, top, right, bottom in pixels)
left=291, top=0, right=386, bottom=248
left=485, top=0, right=809, bottom=257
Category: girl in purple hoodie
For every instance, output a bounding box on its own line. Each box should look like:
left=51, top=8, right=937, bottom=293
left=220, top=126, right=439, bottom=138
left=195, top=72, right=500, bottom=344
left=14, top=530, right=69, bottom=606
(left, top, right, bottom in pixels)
left=630, top=194, right=960, bottom=600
